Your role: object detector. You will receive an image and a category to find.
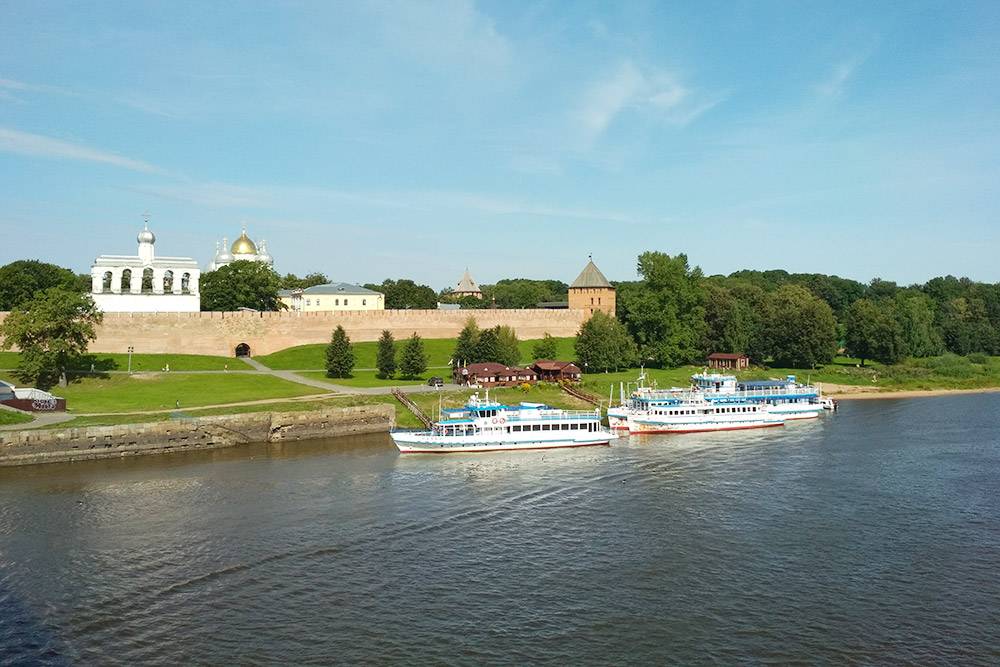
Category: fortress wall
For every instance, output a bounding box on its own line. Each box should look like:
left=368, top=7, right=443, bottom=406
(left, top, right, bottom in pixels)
left=0, top=309, right=587, bottom=357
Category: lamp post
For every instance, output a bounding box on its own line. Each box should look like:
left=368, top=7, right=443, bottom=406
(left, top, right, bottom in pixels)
left=127, top=346, right=134, bottom=375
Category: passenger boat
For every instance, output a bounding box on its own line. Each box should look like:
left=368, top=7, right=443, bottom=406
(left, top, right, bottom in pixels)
left=629, top=398, right=786, bottom=434
left=609, top=371, right=830, bottom=431
left=391, top=392, right=616, bottom=454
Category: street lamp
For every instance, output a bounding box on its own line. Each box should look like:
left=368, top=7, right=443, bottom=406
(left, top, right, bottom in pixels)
left=127, top=346, right=134, bottom=375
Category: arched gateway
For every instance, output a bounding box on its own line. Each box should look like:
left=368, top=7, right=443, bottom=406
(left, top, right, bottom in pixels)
left=235, top=343, right=251, bottom=358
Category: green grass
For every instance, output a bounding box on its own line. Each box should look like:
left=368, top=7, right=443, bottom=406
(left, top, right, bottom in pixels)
left=0, top=409, right=34, bottom=426
left=0, top=351, right=240, bottom=372
left=298, top=370, right=429, bottom=387
left=257, top=336, right=579, bottom=371
left=38, top=373, right=321, bottom=414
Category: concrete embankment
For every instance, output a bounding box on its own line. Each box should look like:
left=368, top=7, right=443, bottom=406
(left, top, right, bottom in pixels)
left=0, top=404, right=395, bottom=467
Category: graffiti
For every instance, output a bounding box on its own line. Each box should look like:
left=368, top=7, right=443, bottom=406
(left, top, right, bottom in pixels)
left=31, top=398, right=58, bottom=412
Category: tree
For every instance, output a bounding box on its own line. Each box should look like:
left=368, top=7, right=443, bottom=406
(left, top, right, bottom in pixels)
left=473, top=327, right=501, bottom=364
left=844, top=299, right=906, bottom=365
left=494, top=325, right=520, bottom=366
left=0, top=260, right=87, bottom=310
left=702, top=283, right=755, bottom=355
left=325, top=326, right=354, bottom=378
left=894, top=294, right=943, bottom=358
left=399, top=333, right=428, bottom=379
left=364, top=279, right=437, bottom=309
left=575, top=311, right=637, bottom=372
left=531, top=333, right=559, bottom=360
left=452, top=317, right=480, bottom=367
left=200, top=260, right=283, bottom=311
left=763, top=285, right=837, bottom=368
left=280, top=272, right=329, bottom=290
left=618, top=252, right=706, bottom=367
left=375, top=330, right=397, bottom=379
left=0, top=287, right=103, bottom=389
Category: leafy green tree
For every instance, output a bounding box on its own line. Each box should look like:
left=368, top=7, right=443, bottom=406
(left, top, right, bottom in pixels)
left=473, top=327, right=501, bottom=364
left=0, top=260, right=87, bottom=310
left=575, top=311, right=637, bottom=372
left=531, top=333, right=559, bottom=360
left=702, top=283, right=755, bottom=355
left=399, top=333, right=428, bottom=379
left=844, top=299, right=906, bottom=365
left=0, top=287, right=103, bottom=389
left=494, top=325, right=520, bottom=366
left=452, top=318, right=480, bottom=367
left=200, top=260, right=283, bottom=311
left=763, top=285, right=837, bottom=368
left=618, top=252, right=706, bottom=367
left=364, top=279, right=437, bottom=309
left=375, top=330, right=397, bottom=379
left=894, top=294, right=943, bottom=357
left=280, top=272, right=329, bottom=289
left=325, top=326, right=354, bottom=378
left=483, top=279, right=569, bottom=309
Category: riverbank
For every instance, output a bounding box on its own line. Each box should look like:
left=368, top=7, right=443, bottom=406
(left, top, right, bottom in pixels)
left=823, top=384, right=1000, bottom=400
left=0, top=404, right=394, bottom=466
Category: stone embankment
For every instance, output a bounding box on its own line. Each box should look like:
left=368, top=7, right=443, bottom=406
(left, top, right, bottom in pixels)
left=0, top=404, right=394, bottom=467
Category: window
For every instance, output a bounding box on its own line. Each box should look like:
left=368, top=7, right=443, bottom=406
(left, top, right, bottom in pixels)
left=533, top=424, right=541, bottom=431
left=335, top=299, right=339, bottom=306
left=306, top=299, right=311, bottom=306
left=316, top=299, right=320, bottom=306
left=363, top=299, right=367, bottom=306
left=345, top=299, right=349, bottom=306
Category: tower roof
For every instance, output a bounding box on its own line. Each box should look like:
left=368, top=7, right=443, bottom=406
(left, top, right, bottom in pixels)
left=456, top=268, right=480, bottom=293
left=231, top=227, right=258, bottom=255
left=570, top=257, right=612, bottom=289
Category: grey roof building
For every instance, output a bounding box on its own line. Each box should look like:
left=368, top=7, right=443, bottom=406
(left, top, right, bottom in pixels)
left=278, top=283, right=384, bottom=311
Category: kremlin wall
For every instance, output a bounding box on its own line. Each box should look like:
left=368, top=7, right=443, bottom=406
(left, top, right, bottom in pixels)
left=0, top=309, right=589, bottom=357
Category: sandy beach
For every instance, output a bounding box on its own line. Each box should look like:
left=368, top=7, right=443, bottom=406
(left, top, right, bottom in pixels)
left=822, top=384, right=1000, bottom=400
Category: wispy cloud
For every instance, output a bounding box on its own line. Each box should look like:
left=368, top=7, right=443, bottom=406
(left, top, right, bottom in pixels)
left=0, top=77, right=74, bottom=96
left=0, top=127, right=164, bottom=174
left=574, top=61, right=721, bottom=144
left=814, top=56, right=866, bottom=98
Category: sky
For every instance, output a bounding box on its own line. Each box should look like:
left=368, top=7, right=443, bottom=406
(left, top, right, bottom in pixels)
left=1, top=1, right=999, bottom=290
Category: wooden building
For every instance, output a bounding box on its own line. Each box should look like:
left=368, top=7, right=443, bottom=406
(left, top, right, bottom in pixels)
left=707, top=353, right=750, bottom=370
left=453, top=363, right=538, bottom=387
left=531, top=360, right=583, bottom=382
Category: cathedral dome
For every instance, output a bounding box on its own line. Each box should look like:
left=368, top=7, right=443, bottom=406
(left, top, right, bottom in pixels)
left=258, top=240, right=273, bottom=266
left=231, top=230, right=258, bottom=255
left=137, top=226, right=156, bottom=244
left=216, top=238, right=234, bottom=264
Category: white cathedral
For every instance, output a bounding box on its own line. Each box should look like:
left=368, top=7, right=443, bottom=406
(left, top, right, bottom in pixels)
left=90, top=222, right=201, bottom=313
left=208, top=227, right=273, bottom=271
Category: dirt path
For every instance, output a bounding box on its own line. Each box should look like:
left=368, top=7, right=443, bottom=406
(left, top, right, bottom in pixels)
left=822, top=383, right=1000, bottom=400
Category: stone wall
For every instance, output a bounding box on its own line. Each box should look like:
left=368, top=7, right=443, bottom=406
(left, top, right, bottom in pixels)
left=0, top=404, right=394, bottom=467
left=0, top=309, right=587, bottom=357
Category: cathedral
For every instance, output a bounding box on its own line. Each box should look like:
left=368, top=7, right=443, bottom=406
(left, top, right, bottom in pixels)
left=209, top=227, right=274, bottom=271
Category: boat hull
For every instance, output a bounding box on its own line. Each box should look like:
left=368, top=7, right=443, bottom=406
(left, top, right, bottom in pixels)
left=392, top=436, right=613, bottom=454
left=629, top=419, right=784, bottom=435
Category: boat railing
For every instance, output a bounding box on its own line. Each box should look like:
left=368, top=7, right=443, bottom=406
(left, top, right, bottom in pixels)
left=504, top=409, right=600, bottom=421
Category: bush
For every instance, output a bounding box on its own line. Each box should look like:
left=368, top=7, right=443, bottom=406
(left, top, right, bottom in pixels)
left=968, top=352, right=988, bottom=365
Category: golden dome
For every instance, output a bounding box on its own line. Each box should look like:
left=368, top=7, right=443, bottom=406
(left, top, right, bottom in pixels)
left=231, top=230, right=258, bottom=255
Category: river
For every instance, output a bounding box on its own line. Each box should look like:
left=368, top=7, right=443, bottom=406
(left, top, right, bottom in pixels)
left=2, top=395, right=999, bottom=664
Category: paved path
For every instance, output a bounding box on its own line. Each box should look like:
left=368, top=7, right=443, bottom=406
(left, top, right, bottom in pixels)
left=0, top=405, right=75, bottom=431
left=238, top=356, right=460, bottom=395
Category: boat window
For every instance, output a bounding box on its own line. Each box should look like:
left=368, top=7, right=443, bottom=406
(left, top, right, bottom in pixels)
left=533, top=424, right=541, bottom=431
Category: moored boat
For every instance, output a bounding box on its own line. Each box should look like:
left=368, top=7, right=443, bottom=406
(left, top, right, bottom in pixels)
left=391, top=392, right=616, bottom=454
left=629, top=398, right=786, bottom=434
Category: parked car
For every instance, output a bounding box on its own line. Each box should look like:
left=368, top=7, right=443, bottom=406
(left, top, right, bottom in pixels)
left=427, top=376, right=444, bottom=387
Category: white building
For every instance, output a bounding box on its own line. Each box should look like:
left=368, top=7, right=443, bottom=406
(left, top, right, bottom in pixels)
left=90, top=223, right=201, bottom=312
left=278, top=283, right=384, bottom=312
left=209, top=227, right=273, bottom=271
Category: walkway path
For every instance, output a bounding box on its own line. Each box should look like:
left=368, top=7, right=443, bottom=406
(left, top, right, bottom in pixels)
left=0, top=405, right=75, bottom=432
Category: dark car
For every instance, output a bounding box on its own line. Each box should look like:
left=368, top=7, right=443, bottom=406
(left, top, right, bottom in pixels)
left=427, top=376, right=444, bottom=387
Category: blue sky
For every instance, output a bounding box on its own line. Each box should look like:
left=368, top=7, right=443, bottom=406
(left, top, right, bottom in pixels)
left=1, top=1, right=998, bottom=289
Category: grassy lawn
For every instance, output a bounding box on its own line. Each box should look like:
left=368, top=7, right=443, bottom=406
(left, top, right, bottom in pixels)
left=298, top=370, right=429, bottom=388
left=0, top=351, right=240, bottom=372
left=31, top=373, right=321, bottom=414
left=0, top=409, right=34, bottom=426
left=257, top=336, right=580, bottom=371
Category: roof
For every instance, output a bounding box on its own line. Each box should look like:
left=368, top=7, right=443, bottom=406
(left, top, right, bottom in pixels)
left=459, top=362, right=534, bottom=376
left=93, top=255, right=200, bottom=269
left=569, top=258, right=612, bottom=289
left=279, top=283, right=382, bottom=297
left=708, top=352, right=749, bottom=360
left=455, top=268, right=481, bottom=293
left=532, top=360, right=582, bottom=373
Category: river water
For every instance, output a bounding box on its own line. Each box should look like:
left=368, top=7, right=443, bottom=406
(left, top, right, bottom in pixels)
left=2, top=395, right=999, bottom=665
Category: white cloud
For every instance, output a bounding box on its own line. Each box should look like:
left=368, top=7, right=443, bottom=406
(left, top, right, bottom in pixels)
left=0, top=127, right=164, bottom=174
left=815, top=57, right=865, bottom=98
left=574, top=61, right=719, bottom=144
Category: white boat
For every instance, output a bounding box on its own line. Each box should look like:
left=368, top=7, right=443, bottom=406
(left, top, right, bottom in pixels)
left=629, top=398, right=786, bottom=434
left=391, top=392, right=616, bottom=454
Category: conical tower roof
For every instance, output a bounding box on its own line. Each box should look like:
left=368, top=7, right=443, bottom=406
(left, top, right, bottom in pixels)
left=570, top=257, right=612, bottom=289
left=456, top=268, right=480, bottom=293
